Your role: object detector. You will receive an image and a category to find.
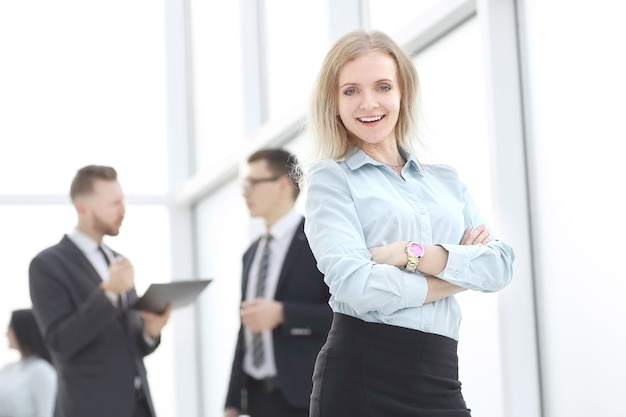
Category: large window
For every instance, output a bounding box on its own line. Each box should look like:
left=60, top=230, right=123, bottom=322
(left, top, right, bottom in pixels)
left=1, top=1, right=553, bottom=416
left=187, top=3, right=514, bottom=416
left=0, top=1, right=174, bottom=415
left=413, top=17, right=503, bottom=417
left=369, top=0, right=442, bottom=33
left=189, top=0, right=245, bottom=173
left=263, top=1, right=330, bottom=121
left=0, top=1, right=168, bottom=196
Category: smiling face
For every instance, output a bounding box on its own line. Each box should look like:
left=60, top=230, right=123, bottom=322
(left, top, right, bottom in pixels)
left=337, top=51, right=401, bottom=150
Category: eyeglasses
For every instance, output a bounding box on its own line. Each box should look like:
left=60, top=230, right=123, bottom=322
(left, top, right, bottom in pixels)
left=241, top=175, right=283, bottom=192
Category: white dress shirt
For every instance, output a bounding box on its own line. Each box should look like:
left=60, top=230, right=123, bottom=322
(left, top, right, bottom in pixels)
left=67, top=229, right=155, bottom=350
left=243, top=207, right=302, bottom=379
left=68, top=229, right=121, bottom=305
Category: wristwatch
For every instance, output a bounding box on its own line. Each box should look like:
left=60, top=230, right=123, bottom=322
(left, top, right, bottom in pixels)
left=404, top=242, right=424, bottom=272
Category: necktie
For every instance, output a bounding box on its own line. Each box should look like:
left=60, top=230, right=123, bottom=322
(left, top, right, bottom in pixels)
left=252, top=234, right=272, bottom=368
left=98, top=245, right=111, bottom=266
left=98, top=245, right=126, bottom=308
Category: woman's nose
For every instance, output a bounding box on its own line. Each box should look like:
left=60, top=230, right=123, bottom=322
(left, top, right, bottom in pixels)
left=359, top=91, right=379, bottom=110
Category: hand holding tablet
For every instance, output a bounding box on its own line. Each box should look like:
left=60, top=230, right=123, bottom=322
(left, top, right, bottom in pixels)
left=132, top=279, right=212, bottom=314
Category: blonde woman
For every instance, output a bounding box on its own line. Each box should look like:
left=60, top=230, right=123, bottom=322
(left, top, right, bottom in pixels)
left=303, top=29, right=515, bottom=416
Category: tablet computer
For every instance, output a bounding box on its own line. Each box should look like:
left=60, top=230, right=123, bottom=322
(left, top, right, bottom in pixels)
left=132, top=279, right=212, bottom=314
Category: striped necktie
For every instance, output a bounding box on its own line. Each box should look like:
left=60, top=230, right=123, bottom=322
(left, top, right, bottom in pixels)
left=252, top=234, right=272, bottom=368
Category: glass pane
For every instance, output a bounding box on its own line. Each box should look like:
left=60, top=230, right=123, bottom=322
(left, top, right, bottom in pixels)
left=0, top=204, right=174, bottom=416
left=414, top=18, right=504, bottom=417
left=0, top=0, right=168, bottom=196
left=264, top=0, right=331, bottom=121
left=194, top=181, right=251, bottom=416
left=414, top=20, right=493, bottom=218
left=368, top=0, right=443, bottom=34
left=189, top=0, right=246, bottom=173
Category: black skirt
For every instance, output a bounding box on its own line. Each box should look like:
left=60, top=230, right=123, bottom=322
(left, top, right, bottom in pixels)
left=309, top=313, right=471, bottom=417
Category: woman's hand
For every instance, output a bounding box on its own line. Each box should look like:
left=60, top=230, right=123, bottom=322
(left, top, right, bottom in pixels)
left=368, top=240, right=408, bottom=268
left=459, top=224, right=490, bottom=245
left=368, top=225, right=491, bottom=268
left=367, top=226, right=492, bottom=302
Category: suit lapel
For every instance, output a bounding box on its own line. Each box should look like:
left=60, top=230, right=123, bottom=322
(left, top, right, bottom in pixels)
left=274, top=218, right=306, bottom=296
left=241, top=217, right=307, bottom=298
left=59, top=235, right=103, bottom=285
left=241, top=239, right=261, bottom=299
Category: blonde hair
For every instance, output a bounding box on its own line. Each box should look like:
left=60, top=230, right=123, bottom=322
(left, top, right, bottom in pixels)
left=306, top=29, right=421, bottom=161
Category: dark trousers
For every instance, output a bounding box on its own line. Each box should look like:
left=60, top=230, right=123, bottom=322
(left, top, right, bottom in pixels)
left=247, top=377, right=308, bottom=417
left=310, top=313, right=471, bottom=417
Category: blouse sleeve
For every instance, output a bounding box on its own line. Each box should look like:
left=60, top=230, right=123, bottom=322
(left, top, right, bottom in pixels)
left=304, top=160, right=429, bottom=315
left=31, top=359, right=57, bottom=417
left=437, top=176, right=515, bottom=292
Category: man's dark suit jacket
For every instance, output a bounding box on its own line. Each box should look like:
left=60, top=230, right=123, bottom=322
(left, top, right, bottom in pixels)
left=29, top=235, right=159, bottom=417
left=225, top=218, right=332, bottom=411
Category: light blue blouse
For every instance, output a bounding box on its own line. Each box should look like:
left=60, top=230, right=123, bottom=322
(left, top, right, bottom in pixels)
left=304, top=148, right=515, bottom=340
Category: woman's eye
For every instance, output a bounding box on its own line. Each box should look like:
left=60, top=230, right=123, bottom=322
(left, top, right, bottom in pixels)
left=343, top=88, right=357, bottom=96
left=379, top=85, right=391, bottom=92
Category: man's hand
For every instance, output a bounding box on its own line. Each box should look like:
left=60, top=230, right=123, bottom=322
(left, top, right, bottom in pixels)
left=223, top=407, right=239, bottom=417
left=240, top=299, right=284, bottom=333
left=101, top=256, right=135, bottom=295
left=224, top=407, right=239, bottom=417
left=140, top=305, right=172, bottom=339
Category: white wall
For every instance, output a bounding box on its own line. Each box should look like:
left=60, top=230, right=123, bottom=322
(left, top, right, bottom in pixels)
left=518, top=1, right=626, bottom=416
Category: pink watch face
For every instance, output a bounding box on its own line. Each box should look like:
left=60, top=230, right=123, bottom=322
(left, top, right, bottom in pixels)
left=408, top=243, right=424, bottom=257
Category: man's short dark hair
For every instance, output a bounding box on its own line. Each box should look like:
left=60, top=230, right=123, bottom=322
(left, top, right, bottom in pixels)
left=70, top=165, right=118, bottom=201
left=247, top=148, right=301, bottom=199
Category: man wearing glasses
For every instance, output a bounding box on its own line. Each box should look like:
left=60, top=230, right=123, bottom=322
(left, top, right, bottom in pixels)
left=224, top=148, right=332, bottom=417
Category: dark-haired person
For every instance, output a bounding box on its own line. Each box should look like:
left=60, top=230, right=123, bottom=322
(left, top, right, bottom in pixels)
left=0, top=309, right=56, bottom=417
left=224, top=149, right=332, bottom=417
left=29, top=165, right=171, bottom=417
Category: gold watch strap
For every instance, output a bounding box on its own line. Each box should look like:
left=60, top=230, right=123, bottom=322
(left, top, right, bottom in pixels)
left=404, top=243, right=423, bottom=272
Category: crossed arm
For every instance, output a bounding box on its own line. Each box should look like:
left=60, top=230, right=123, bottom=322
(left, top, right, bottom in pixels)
left=368, top=225, right=491, bottom=303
